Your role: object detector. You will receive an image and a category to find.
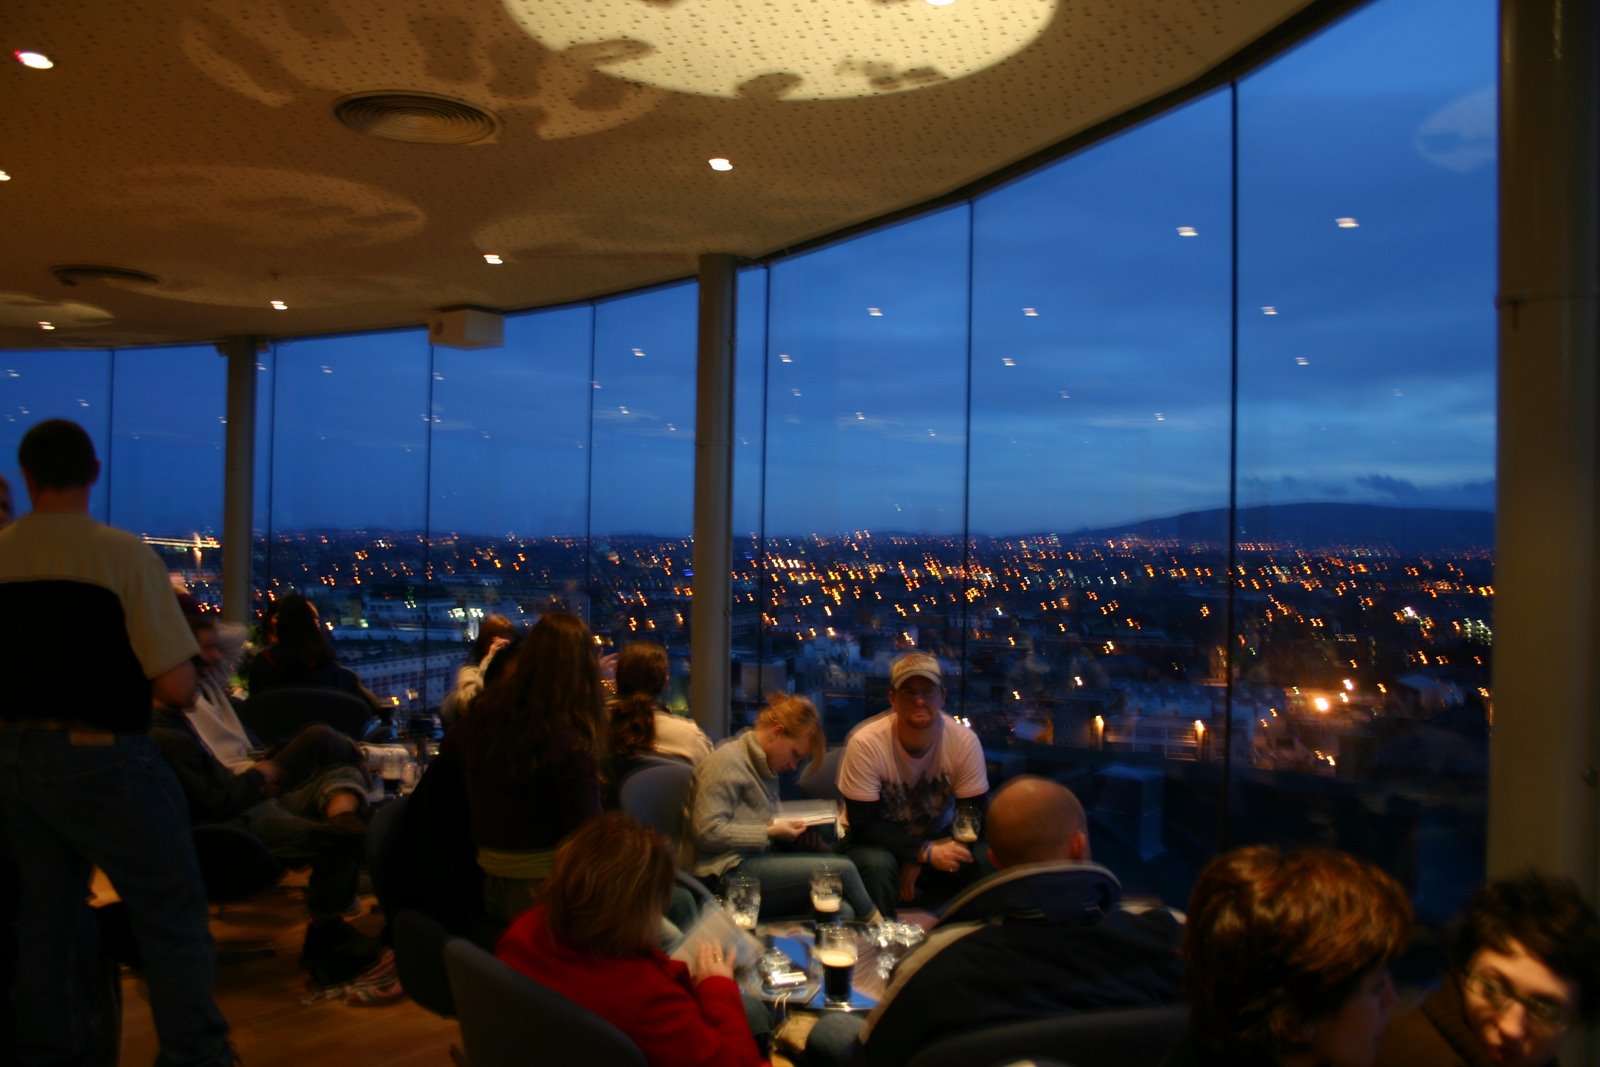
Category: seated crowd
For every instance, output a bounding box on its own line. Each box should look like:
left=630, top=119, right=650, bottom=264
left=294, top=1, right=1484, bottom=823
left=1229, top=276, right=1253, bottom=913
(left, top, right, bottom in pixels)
left=5, top=420, right=1600, bottom=1067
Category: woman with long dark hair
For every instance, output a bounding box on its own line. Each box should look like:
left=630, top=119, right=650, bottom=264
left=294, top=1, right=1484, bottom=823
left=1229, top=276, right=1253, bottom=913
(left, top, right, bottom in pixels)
left=446, top=611, right=607, bottom=923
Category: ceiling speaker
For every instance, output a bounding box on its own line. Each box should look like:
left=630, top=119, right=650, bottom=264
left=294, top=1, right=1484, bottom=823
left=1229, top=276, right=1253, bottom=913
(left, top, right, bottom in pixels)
left=428, top=308, right=503, bottom=350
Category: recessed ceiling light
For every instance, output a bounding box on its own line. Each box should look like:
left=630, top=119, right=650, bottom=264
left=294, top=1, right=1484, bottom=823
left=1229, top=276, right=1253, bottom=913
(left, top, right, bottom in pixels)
left=37, top=321, right=55, bottom=330
left=1335, top=217, right=1359, bottom=228
left=0, top=171, right=11, bottom=181
left=14, top=51, right=53, bottom=70
left=270, top=300, right=288, bottom=310
left=1176, top=226, right=1198, bottom=237
left=483, top=253, right=503, bottom=264
left=708, top=157, right=733, bottom=172
left=927, top=0, right=956, bottom=6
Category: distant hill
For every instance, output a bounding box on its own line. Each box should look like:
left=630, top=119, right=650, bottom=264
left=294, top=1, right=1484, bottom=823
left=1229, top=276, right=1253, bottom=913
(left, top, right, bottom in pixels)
left=1072, top=503, right=1494, bottom=554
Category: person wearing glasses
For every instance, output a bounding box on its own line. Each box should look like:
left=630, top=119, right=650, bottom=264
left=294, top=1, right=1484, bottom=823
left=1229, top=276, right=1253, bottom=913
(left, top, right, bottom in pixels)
left=1376, top=873, right=1600, bottom=1067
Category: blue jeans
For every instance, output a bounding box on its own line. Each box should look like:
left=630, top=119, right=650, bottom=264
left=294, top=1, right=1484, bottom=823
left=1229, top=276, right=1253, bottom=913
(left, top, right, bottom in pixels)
left=839, top=840, right=991, bottom=919
left=731, top=852, right=878, bottom=922
left=0, top=728, right=232, bottom=1067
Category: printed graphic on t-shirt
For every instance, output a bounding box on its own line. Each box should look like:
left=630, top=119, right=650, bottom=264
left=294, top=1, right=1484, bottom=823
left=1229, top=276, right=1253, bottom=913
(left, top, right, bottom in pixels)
left=879, top=773, right=955, bottom=839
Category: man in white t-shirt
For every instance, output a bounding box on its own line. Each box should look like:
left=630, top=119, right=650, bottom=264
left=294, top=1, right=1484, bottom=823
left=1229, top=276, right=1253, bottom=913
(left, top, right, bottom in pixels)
left=836, top=650, right=989, bottom=916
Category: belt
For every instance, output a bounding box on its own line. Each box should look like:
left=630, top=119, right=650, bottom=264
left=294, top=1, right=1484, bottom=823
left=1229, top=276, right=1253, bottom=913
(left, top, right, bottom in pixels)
left=0, top=719, right=120, bottom=735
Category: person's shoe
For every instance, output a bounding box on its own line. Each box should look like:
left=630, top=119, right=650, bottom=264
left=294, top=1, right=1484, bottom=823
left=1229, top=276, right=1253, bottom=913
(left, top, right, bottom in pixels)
left=301, top=918, right=381, bottom=987
left=343, top=948, right=405, bottom=1006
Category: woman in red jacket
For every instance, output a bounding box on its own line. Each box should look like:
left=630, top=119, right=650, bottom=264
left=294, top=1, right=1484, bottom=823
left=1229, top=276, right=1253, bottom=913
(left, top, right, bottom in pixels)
left=496, top=813, right=768, bottom=1067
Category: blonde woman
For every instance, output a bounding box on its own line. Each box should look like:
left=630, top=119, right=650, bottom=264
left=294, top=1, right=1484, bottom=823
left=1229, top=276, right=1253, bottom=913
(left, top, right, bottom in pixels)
left=685, top=694, right=878, bottom=922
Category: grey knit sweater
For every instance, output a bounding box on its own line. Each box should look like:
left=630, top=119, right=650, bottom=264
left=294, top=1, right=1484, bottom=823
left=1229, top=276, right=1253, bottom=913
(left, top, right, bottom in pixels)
left=683, top=729, right=778, bottom=879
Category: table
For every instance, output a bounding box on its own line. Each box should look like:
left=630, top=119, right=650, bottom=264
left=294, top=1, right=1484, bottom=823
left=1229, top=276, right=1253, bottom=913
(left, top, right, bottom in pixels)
left=745, top=921, right=887, bottom=1014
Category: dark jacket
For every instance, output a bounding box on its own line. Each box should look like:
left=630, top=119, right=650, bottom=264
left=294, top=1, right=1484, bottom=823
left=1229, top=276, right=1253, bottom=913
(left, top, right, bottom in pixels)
left=856, top=861, right=1185, bottom=1067
left=1376, top=977, right=1531, bottom=1067
left=149, top=705, right=269, bottom=823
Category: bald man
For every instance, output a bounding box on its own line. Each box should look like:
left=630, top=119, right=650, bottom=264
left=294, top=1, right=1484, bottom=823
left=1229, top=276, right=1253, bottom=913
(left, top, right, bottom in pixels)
left=808, top=776, right=1184, bottom=1067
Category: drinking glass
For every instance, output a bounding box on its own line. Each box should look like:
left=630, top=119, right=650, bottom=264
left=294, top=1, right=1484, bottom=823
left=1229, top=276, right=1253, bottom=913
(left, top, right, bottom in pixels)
left=952, top=803, right=981, bottom=845
left=725, top=873, right=761, bottom=931
left=817, top=924, right=858, bottom=1005
left=810, top=864, right=843, bottom=926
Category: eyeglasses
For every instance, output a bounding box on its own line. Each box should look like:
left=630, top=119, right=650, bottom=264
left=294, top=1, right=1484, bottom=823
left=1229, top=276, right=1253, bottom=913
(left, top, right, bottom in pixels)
left=1462, top=972, right=1574, bottom=1034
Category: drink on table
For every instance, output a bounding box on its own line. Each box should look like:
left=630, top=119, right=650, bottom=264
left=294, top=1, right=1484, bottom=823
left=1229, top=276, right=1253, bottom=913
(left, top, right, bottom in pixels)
left=817, top=924, right=857, bottom=1005
left=726, top=873, right=761, bottom=931
left=810, top=864, right=844, bottom=927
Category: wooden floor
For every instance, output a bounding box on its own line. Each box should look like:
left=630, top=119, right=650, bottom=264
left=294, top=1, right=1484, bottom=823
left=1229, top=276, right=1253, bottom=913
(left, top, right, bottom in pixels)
left=118, top=874, right=460, bottom=1067
left=117, top=872, right=918, bottom=1066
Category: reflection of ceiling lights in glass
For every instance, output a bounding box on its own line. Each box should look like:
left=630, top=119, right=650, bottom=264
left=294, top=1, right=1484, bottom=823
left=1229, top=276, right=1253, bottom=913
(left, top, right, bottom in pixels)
left=270, top=300, right=288, bottom=310
left=14, top=50, right=53, bottom=70
left=502, top=0, right=1056, bottom=100
left=1021, top=307, right=1038, bottom=316
left=1335, top=216, right=1359, bottom=228
left=483, top=253, right=504, bottom=264
left=38, top=321, right=55, bottom=330
left=866, top=307, right=884, bottom=317
left=1261, top=306, right=1278, bottom=315
left=708, top=157, right=733, bottom=171
left=1295, top=356, right=1310, bottom=366
left=0, top=171, right=11, bottom=181
left=1176, top=226, right=1198, bottom=237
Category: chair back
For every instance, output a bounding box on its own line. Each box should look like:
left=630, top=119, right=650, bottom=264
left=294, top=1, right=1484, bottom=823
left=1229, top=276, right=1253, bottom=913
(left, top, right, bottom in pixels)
left=618, top=761, right=695, bottom=843
left=905, top=1003, right=1189, bottom=1067
left=443, top=937, right=646, bottom=1067
left=797, top=746, right=844, bottom=801
left=394, top=909, right=461, bottom=1018
left=238, top=685, right=373, bottom=746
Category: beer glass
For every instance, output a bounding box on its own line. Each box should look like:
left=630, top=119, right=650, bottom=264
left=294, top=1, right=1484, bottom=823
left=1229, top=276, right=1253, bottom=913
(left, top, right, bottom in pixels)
left=817, top=924, right=857, bottom=1005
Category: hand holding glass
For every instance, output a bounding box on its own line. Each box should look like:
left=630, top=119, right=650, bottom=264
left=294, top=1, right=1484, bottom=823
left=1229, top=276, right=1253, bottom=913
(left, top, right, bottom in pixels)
left=725, top=874, right=761, bottom=930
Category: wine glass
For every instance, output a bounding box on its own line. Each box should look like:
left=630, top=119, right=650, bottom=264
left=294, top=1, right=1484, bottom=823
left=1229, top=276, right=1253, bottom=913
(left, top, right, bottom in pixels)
left=725, top=874, right=761, bottom=930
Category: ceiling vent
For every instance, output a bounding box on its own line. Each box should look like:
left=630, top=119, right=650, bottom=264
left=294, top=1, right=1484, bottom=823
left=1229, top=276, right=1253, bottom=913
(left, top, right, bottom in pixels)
left=334, top=92, right=501, bottom=145
left=52, top=264, right=162, bottom=289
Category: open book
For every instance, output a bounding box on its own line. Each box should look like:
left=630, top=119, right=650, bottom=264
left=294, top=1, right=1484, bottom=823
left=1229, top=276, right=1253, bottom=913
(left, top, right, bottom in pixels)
left=768, top=798, right=840, bottom=829
left=668, top=901, right=766, bottom=970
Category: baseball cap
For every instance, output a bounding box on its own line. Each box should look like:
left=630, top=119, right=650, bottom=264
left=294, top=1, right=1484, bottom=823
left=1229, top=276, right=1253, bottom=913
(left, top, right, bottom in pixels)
left=891, top=651, right=943, bottom=690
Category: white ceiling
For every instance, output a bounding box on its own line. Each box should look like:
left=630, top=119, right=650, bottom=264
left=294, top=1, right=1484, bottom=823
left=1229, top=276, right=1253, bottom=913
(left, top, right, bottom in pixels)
left=0, top=0, right=1334, bottom=350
